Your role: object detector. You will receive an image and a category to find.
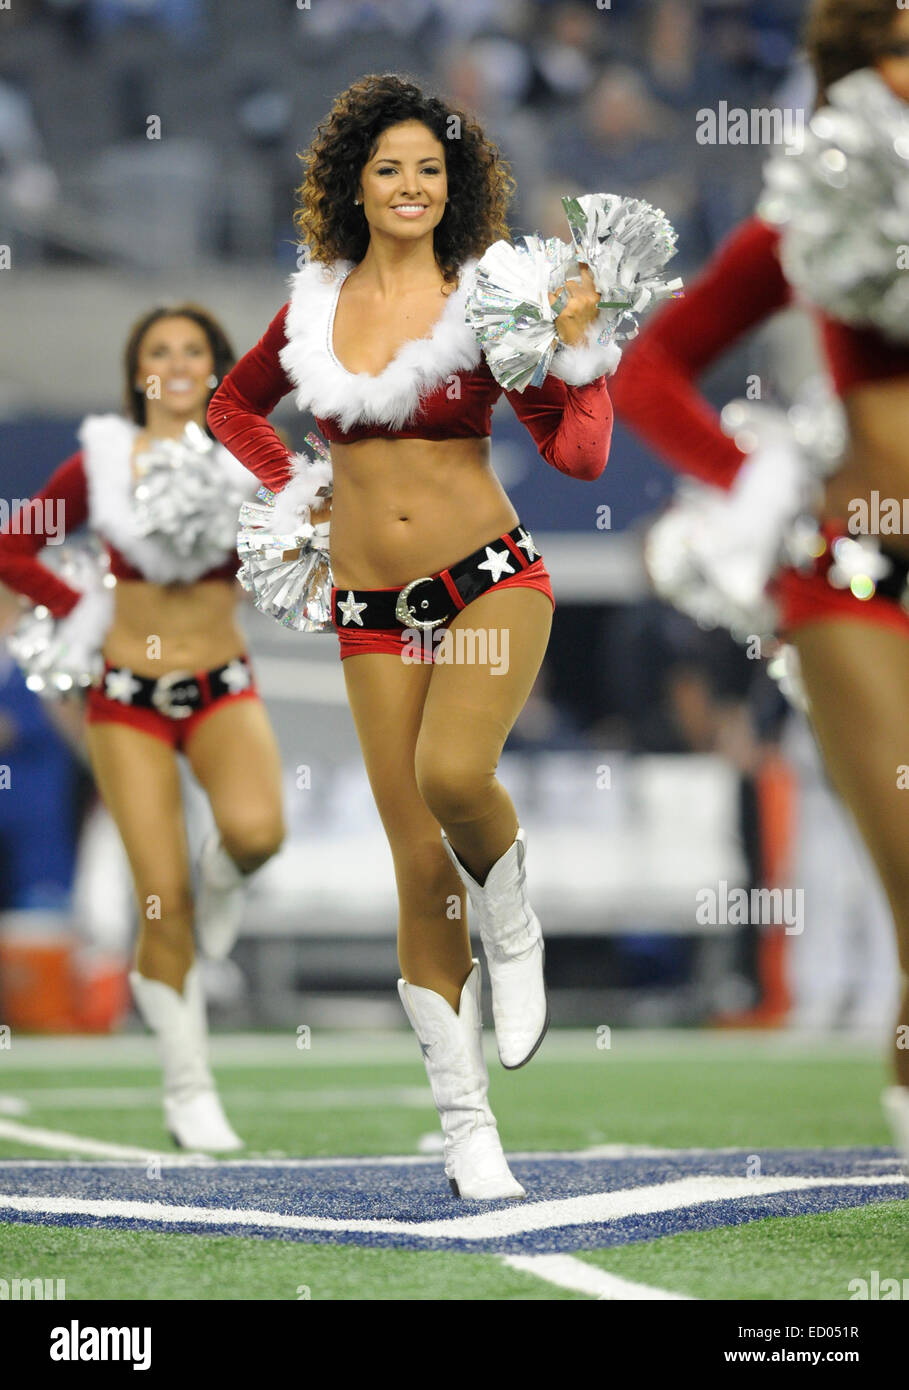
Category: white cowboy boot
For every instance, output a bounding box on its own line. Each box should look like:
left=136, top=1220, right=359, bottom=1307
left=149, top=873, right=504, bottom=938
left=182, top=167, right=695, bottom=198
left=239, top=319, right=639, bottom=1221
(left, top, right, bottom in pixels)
left=441, top=828, right=549, bottom=1069
left=398, top=960, right=525, bottom=1200
left=195, top=832, right=246, bottom=960
left=882, top=1085, right=909, bottom=1171
left=130, top=965, right=243, bottom=1153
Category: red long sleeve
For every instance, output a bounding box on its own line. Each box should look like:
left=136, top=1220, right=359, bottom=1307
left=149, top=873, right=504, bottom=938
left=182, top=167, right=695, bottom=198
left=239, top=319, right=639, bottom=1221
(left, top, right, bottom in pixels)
left=0, top=454, right=89, bottom=617
left=207, top=304, right=297, bottom=491
left=609, top=217, right=793, bottom=490
left=506, top=376, right=612, bottom=481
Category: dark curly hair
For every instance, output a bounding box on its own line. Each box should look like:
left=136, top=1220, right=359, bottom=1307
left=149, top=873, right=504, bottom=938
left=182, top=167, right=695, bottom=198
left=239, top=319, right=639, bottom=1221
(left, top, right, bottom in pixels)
left=293, top=72, right=515, bottom=287
left=123, top=304, right=235, bottom=430
left=804, top=0, right=903, bottom=104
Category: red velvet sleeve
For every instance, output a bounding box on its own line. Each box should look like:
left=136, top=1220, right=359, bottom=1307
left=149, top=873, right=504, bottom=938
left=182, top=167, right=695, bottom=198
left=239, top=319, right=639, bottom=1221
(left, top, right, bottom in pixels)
left=207, top=304, right=297, bottom=491
left=0, top=453, right=89, bottom=618
left=505, top=376, right=612, bottom=481
left=608, top=218, right=793, bottom=490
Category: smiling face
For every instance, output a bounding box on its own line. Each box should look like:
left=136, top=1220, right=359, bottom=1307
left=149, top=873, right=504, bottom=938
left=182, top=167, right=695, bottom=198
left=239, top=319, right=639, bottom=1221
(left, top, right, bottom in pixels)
left=356, top=120, right=448, bottom=245
left=876, top=9, right=909, bottom=103
left=135, top=315, right=215, bottom=428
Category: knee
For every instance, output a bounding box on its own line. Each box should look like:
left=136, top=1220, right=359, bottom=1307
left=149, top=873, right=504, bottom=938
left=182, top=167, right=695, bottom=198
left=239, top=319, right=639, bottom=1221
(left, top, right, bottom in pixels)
left=414, top=745, right=494, bottom=825
left=220, top=815, right=286, bottom=872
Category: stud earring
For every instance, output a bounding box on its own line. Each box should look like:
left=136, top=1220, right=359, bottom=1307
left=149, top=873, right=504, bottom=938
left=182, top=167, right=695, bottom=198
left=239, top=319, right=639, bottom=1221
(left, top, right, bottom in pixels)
left=206, top=373, right=219, bottom=389
left=353, top=198, right=360, bottom=205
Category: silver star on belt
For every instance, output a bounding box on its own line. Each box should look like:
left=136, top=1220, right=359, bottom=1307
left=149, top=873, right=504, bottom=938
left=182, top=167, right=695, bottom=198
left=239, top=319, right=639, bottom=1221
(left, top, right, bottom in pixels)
left=338, top=591, right=368, bottom=626
left=477, top=546, right=515, bottom=583
left=220, top=659, right=252, bottom=694
left=516, top=528, right=538, bottom=560
left=104, top=669, right=143, bottom=705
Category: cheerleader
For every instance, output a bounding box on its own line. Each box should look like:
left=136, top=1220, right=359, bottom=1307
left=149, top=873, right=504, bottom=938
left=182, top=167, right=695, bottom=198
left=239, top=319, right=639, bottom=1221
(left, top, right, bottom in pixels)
left=208, top=74, right=615, bottom=1198
left=608, top=0, right=909, bottom=1160
left=0, top=305, right=286, bottom=1151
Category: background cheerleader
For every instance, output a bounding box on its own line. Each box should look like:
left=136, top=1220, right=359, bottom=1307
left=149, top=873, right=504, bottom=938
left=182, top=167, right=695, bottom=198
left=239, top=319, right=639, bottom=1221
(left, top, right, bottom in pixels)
left=0, top=305, right=286, bottom=1151
left=609, top=0, right=909, bottom=1160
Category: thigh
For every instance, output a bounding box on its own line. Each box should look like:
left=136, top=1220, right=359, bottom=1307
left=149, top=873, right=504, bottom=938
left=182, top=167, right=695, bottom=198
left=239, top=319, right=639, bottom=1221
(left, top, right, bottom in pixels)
left=183, top=695, right=284, bottom=835
left=792, top=618, right=909, bottom=965
left=421, top=585, right=553, bottom=750
left=341, top=652, right=438, bottom=845
left=84, top=721, right=189, bottom=892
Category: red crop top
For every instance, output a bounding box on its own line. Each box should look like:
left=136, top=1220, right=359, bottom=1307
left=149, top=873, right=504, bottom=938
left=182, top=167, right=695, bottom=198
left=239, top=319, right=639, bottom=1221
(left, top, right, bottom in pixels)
left=608, top=217, right=909, bottom=490
left=0, top=452, right=239, bottom=620
left=207, top=256, right=614, bottom=494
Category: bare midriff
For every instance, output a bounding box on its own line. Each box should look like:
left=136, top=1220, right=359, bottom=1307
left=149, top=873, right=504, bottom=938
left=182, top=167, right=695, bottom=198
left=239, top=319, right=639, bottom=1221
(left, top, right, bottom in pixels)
left=822, top=378, right=909, bottom=559
left=325, top=435, right=520, bottom=590
left=102, top=579, right=246, bottom=677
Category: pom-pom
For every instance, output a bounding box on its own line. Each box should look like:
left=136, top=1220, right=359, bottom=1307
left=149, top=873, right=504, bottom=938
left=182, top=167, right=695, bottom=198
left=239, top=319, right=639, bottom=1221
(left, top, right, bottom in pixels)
left=132, top=421, right=249, bottom=567
left=465, top=194, right=683, bottom=392
left=7, top=540, right=115, bottom=698
left=759, top=68, right=909, bottom=342
left=236, top=435, right=333, bottom=633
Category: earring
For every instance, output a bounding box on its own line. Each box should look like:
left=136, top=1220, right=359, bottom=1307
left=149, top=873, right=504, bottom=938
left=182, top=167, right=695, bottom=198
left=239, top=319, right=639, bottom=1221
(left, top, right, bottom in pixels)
left=206, top=373, right=219, bottom=389
left=353, top=198, right=360, bottom=205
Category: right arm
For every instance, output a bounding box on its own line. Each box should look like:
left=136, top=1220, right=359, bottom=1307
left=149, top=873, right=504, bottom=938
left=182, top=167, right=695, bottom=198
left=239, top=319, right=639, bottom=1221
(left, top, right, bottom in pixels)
left=0, top=454, right=90, bottom=616
left=608, top=218, right=793, bottom=490
left=207, top=304, right=298, bottom=492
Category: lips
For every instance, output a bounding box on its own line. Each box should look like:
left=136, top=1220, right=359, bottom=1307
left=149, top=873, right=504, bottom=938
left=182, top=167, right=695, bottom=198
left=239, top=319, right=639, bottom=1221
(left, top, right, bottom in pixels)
left=391, top=205, right=428, bottom=218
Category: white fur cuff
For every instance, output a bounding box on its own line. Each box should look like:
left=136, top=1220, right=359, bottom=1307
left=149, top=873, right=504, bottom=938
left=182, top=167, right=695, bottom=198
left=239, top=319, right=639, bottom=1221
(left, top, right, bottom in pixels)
left=268, top=456, right=333, bottom=533
left=549, top=323, right=623, bottom=385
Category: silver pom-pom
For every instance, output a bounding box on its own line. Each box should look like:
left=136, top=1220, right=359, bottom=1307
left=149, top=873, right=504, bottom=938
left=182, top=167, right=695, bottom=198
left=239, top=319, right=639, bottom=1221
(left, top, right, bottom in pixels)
left=560, top=193, right=684, bottom=341
left=237, top=436, right=333, bottom=632
left=465, top=194, right=683, bottom=392
left=7, top=540, right=116, bottom=698
left=132, top=422, right=249, bottom=567
left=719, top=376, right=847, bottom=484
left=759, top=68, right=909, bottom=343
left=464, top=235, right=575, bottom=391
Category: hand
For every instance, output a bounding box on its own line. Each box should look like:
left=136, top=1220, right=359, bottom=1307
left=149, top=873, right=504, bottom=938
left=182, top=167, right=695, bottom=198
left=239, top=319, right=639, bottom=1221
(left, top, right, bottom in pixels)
left=550, top=262, right=600, bottom=347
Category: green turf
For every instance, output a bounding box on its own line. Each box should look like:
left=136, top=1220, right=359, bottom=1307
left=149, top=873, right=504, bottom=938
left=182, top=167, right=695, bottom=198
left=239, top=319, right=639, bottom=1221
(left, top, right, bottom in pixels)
left=0, top=1224, right=585, bottom=1300
left=0, top=1048, right=895, bottom=1157
left=578, top=1199, right=909, bottom=1300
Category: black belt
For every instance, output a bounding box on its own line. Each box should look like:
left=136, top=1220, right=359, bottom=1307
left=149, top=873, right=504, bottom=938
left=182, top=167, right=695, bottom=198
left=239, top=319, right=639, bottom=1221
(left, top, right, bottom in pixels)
left=872, top=545, right=909, bottom=606
left=98, top=656, right=253, bottom=720
left=332, top=525, right=542, bottom=630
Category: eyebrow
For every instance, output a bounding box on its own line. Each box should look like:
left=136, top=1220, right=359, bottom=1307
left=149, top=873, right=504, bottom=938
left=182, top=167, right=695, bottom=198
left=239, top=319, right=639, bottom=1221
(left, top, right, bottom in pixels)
left=370, top=155, right=442, bottom=165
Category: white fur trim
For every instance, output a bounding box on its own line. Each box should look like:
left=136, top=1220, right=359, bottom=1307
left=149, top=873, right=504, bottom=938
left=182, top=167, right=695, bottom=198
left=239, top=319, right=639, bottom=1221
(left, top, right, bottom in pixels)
left=278, top=258, right=483, bottom=431
left=57, top=588, right=114, bottom=664
left=80, top=415, right=257, bottom=584
left=549, top=319, right=623, bottom=385
left=269, top=455, right=333, bottom=533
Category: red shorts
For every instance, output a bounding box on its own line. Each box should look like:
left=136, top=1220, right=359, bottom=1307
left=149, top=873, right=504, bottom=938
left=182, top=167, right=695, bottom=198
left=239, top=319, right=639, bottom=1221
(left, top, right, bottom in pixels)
left=332, top=556, right=555, bottom=661
left=771, top=523, right=909, bottom=639
left=85, top=666, right=261, bottom=751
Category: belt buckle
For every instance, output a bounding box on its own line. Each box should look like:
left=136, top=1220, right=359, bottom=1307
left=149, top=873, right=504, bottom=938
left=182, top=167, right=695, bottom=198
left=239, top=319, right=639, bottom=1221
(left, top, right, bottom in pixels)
left=151, top=669, right=200, bottom=720
left=395, top=576, right=449, bottom=630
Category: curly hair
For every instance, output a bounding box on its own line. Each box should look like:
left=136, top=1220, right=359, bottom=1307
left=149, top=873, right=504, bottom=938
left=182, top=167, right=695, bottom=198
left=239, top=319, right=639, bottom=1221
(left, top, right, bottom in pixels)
left=804, top=0, right=902, bottom=104
left=293, top=72, right=515, bottom=286
left=123, top=304, right=235, bottom=430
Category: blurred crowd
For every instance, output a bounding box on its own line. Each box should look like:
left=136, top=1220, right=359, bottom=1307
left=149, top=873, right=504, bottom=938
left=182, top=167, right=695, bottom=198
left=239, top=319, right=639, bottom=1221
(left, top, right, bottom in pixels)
left=1, top=0, right=809, bottom=269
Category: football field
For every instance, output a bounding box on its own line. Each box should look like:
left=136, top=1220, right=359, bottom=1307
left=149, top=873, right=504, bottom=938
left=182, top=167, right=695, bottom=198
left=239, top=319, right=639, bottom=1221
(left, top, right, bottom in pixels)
left=0, top=1029, right=906, bottom=1302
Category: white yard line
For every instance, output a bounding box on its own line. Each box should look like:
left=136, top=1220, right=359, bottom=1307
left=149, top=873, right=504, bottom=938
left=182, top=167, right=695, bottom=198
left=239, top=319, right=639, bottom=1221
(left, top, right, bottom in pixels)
left=501, top=1253, right=692, bottom=1300
left=0, top=1173, right=903, bottom=1242
left=5, top=1087, right=433, bottom=1111
left=0, top=1119, right=206, bottom=1164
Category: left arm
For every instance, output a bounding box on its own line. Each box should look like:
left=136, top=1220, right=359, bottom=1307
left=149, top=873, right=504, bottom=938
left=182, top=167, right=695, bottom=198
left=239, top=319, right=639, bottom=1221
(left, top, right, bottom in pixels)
left=505, top=260, right=614, bottom=480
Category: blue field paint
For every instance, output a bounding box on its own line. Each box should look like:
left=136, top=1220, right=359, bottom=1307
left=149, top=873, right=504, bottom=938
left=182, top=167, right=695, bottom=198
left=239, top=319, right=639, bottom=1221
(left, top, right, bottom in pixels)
left=0, top=1149, right=903, bottom=1253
